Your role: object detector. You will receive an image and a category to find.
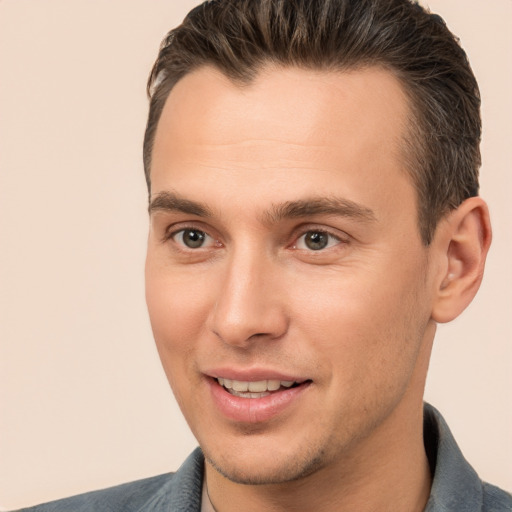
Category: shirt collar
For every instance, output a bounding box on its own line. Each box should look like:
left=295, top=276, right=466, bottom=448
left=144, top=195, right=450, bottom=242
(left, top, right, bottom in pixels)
left=423, top=402, right=483, bottom=511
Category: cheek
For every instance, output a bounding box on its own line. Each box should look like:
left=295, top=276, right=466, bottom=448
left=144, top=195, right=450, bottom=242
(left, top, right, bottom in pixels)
left=146, top=253, right=210, bottom=332
left=145, top=264, right=211, bottom=376
left=291, top=262, right=429, bottom=384
left=145, top=269, right=210, bottom=416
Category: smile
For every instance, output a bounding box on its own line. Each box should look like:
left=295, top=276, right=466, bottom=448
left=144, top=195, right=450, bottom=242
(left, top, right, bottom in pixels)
left=217, top=377, right=298, bottom=398
left=209, top=375, right=310, bottom=423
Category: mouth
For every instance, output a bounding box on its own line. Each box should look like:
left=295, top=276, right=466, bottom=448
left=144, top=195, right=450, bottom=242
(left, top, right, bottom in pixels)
left=216, top=377, right=303, bottom=398
left=206, top=371, right=312, bottom=422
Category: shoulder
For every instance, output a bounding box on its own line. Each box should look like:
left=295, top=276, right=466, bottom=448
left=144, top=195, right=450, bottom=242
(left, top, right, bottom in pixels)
left=481, top=482, right=512, bottom=511
left=423, top=403, right=512, bottom=511
left=11, top=448, right=205, bottom=512
left=12, top=473, right=174, bottom=512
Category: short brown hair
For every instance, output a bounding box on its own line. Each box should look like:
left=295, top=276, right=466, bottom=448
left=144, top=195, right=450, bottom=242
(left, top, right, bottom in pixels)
left=144, top=0, right=481, bottom=244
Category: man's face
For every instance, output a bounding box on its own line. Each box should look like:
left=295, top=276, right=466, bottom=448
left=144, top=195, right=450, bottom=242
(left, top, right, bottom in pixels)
left=145, top=66, right=437, bottom=484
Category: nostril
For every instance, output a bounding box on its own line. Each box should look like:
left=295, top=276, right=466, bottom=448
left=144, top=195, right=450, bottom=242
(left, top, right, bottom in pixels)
left=248, top=332, right=270, bottom=340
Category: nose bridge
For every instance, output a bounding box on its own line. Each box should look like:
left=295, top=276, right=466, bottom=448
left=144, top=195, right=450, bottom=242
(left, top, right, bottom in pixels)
left=208, top=242, right=288, bottom=346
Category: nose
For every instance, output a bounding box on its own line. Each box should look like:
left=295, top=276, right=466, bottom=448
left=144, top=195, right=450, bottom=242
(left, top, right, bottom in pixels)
left=207, top=249, right=289, bottom=347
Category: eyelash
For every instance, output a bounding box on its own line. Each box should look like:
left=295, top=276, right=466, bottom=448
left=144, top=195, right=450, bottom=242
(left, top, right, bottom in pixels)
left=169, top=227, right=216, bottom=249
left=164, top=225, right=348, bottom=253
left=293, top=229, right=345, bottom=251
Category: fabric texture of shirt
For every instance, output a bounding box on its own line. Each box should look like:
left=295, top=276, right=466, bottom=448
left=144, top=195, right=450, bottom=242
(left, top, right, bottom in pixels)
left=12, top=403, right=512, bottom=511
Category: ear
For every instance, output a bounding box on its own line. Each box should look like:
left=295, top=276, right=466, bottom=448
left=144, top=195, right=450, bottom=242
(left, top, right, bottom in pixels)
left=431, top=197, right=492, bottom=323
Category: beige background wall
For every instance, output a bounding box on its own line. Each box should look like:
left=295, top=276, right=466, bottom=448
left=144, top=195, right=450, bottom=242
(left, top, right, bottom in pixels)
left=0, top=0, right=510, bottom=509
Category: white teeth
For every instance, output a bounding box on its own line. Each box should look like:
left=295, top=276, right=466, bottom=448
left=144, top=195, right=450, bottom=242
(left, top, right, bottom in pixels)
left=217, top=378, right=297, bottom=393
left=232, top=380, right=249, bottom=392
left=248, top=381, right=267, bottom=392
left=267, top=379, right=281, bottom=391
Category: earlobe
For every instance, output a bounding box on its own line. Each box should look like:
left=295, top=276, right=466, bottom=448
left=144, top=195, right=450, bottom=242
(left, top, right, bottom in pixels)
left=431, top=197, right=492, bottom=323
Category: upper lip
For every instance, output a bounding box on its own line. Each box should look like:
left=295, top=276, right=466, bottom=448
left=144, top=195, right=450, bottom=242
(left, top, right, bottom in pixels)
left=204, top=367, right=309, bottom=383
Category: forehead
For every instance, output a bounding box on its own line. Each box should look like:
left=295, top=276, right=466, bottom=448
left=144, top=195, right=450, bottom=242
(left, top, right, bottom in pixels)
left=153, top=64, right=410, bottom=161
left=150, top=65, right=415, bottom=224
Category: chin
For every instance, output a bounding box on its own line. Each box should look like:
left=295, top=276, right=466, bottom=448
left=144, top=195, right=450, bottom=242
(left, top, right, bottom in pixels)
left=203, top=441, right=330, bottom=485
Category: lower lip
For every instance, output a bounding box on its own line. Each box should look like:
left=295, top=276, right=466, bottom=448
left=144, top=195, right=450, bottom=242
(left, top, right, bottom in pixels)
left=208, top=378, right=310, bottom=423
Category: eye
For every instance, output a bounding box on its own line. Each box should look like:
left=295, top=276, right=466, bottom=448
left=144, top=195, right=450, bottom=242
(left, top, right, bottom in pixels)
left=295, top=230, right=341, bottom=251
left=172, top=228, right=213, bottom=249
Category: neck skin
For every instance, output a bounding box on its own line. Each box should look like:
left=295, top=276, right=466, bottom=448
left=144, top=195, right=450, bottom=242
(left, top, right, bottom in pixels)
left=204, top=324, right=435, bottom=512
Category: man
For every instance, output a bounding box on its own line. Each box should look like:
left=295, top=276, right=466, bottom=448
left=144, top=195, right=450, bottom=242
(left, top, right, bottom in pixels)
left=14, top=0, right=511, bottom=510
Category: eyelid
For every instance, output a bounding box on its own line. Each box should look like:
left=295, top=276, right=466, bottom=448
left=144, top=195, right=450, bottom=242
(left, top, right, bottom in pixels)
left=295, top=232, right=339, bottom=250
left=160, top=220, right=349, bottom=252
left=162, top=220, right=210, bottom=241
left=162, top=222, right=220, bottom=249
left=291, top=225, right=350, bottom=251
left=174, top=229, right=213, bottom=247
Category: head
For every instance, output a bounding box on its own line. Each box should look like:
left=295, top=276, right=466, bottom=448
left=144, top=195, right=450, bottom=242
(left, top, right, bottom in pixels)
left=144, top=0, right=482, bottom=245
left=144, top=0, right=491, bottom=493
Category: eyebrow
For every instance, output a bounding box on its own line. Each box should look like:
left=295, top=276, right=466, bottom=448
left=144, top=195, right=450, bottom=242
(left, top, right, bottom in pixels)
left=264, top=197, right=377, bottom=224
left=149, top=191, right=376, bottom=224
left=148, top=191, right=213, bottom=217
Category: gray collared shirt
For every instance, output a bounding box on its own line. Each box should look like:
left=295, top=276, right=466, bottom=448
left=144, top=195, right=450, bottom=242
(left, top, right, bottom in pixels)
left=13, top=403, right=512, bottom=511
left=422, top=404, right=511, bottom=511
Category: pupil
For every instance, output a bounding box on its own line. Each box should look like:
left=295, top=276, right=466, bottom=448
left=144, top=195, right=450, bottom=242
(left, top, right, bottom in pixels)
left=184, top=229, right=205, bottom=248
left=305, top=231, right=328, bottom=250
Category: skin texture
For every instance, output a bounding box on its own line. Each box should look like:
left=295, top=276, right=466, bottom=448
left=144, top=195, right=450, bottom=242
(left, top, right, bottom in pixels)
left=145, top=66, right=491, bottom=512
